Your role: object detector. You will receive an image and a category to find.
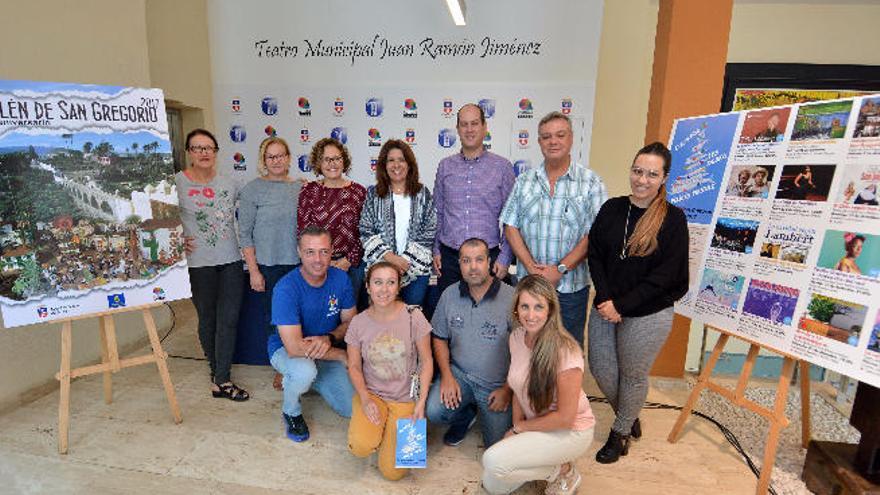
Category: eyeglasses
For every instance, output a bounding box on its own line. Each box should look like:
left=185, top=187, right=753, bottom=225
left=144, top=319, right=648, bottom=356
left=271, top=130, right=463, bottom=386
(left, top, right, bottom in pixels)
left=322, top=156, right=344, bottom=165
left=265, top=153, right=289, bottom=162
left=189, top=145, right=218, bottom=154
left=630, top=167, right=664, bottom=181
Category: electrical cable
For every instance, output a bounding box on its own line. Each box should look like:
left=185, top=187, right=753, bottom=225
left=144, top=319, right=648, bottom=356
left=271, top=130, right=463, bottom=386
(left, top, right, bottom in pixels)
left=160, top=301, right=207, bottom=361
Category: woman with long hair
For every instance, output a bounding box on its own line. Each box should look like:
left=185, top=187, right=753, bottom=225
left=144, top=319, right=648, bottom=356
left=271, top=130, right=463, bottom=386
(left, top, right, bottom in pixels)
left=346, top=261, right=433, bottom=481
left=586, top=141, right=688, bottom=463
left=175, top=128, right=249, bottom=401
left=481, top=275, right=594, bottom=495
left=359, top=139, right=436, bottom=306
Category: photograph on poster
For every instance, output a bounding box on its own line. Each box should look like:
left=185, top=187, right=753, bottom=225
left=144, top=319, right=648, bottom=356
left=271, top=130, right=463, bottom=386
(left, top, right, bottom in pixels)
left=732, top=89, right=870, bottom=112
left=799, top=293, right=867, bottom=347
left=725, top=165, right=775, bottom=198
left=836, top=163, right=880, bottom=206
left=738, top=108, right=791, bottom=144
left=696, top=267, right=745, bottom=310
left=868, top=311, right=880, bottom=353
left=816, top=230, right=880, bottom=278
left=774, top=164, right=836, bottom=201
left=759, top=224, right=816, bottom=264
left=791, top=100, right=854, bottom=141
left=853, top=96, right=880, bottom=139
left=710, top=217, right=760, bottom=254
left=741, top=279, right=799, bottom=325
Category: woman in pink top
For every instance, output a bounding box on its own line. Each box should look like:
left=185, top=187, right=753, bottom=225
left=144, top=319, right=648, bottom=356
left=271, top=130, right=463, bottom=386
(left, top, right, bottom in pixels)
left=481, top=275, right=594, bottom=495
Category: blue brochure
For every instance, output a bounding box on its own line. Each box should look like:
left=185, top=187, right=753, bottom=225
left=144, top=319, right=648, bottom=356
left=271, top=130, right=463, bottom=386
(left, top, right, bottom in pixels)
left=395, top=418, right=427, bottom=469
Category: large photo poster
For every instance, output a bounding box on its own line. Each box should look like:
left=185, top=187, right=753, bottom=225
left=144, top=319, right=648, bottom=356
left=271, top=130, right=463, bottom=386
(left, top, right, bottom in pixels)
left=0, top=80, right=190, bottom=327
left=670, top=94, right=880, bottom=388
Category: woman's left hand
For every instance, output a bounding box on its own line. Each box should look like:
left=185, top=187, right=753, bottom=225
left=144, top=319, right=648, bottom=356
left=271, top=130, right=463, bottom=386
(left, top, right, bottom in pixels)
left=597, top=300, right=622, bottom=323
left=410, top=402, right=426, bottom=422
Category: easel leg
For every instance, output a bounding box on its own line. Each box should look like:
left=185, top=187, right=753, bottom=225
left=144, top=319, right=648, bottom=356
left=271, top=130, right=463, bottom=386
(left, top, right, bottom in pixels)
left=798, top=360, right=811, bottom=449
left=142, top=308, right=182, bottom=423
left=58, top=321, right=72, bottom=455
left=755, top=357, right=796, bottom=495
left=668, top=332, right=730, bottom=443
left=99, top=316, right=113, bottom=404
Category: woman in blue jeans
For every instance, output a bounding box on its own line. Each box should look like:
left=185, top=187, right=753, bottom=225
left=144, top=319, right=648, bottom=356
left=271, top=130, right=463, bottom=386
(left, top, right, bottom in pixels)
left=359, top=139, right=436, bottom=306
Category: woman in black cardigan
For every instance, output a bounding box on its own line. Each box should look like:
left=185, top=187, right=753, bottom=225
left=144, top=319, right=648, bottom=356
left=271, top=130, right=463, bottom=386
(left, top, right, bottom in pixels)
left=586, top=142, right=689, bottom=464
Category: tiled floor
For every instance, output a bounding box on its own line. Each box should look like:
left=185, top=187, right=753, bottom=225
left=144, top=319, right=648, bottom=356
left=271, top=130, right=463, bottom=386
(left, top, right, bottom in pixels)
left=0, top=301, right=769, bottom=494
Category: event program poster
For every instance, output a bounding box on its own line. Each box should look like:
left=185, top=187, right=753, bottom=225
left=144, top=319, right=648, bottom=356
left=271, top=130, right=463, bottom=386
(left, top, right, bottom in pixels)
left=0, top=80, right=190, bottom=327
left=670, top=94, right=880, bottom=388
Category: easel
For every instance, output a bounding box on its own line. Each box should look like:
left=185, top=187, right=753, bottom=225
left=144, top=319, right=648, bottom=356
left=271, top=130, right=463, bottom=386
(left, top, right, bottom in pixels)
left=55, top=303, right=182, bottom=454
left=667, top=325, right=811, bottom=495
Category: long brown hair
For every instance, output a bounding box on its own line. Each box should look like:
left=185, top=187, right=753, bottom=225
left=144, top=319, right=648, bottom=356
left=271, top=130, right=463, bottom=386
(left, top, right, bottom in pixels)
left=512, top=275, right=580, bottom=414
left=626, top=141, right=671, bottom=257
left=374, top=139, right=423, bottom=198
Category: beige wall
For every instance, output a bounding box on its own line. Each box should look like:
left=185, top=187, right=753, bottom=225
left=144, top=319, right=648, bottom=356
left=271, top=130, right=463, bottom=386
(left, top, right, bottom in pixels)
left=0, top=0, right=213, bottom=410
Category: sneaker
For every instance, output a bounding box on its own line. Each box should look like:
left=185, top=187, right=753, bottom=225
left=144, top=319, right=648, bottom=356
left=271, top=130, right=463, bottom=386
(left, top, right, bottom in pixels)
left=545, top=464, right=581, bottom=495
left=283, top=413, right=310, bottom=442
left=443, top=414, right=477, bottom=447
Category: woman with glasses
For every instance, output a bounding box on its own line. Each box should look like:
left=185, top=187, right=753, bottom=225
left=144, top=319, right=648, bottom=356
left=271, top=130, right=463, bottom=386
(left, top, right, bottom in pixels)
left=359, top=139, right=436, bottom=306
left=175, top=128, right=249, bottom=401
left=585, top=142, right=688, bottom=463
left=298, top=138, right=367, bottom=305
left=239, top=136, right=302, bottom=353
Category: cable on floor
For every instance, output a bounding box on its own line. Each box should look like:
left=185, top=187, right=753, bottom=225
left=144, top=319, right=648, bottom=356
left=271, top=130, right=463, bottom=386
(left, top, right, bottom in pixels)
left=160, top=302, right=207, bottom=361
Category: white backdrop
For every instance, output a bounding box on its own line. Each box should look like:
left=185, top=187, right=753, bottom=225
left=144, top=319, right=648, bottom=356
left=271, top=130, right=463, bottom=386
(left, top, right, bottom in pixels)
left=207, top=0, right=604, bottom=187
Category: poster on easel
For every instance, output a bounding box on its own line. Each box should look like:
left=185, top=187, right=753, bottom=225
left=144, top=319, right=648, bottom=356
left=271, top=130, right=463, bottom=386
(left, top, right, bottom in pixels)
left=669, top=93, right=880, bottom=388
left=0, top=80, right=191, bottom=328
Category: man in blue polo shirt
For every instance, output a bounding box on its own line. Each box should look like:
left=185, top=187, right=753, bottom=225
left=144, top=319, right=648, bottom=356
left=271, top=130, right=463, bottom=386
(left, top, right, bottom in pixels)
left=426, top=237, right=514, bottom=447
left=270, top=226, right=356, bottom=442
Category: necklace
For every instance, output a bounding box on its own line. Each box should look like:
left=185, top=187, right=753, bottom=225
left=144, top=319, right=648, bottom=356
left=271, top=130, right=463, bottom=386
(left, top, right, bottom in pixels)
left=620, top=201, right=632, bottom=260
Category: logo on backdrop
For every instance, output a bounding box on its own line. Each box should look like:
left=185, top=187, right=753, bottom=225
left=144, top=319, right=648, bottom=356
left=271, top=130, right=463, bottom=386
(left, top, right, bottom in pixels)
left=438, top=128, right=457, bottom=148
left=333, top=97, right=345, bottom=116
left=561, top=98, right=573, bottom=115
left=517, top=130, right=530, bottom=148
left=405, top=128, right=417, bottom=145
left=152, top=287, right=166, bottom=301
left=298, top=97, right=311, bottom=116
left=442, top=99, right=454, bottom=118
left=229, top=125, right=246, bottom=143
left=366, top=97, right=384, bottom=117
left=264, top=125, right=277, bottom=137
left=403, top=98, right=418, bottom=118
left=233, top=152, right=246, bottom=171
left=370, top=156, right=378, bottom=172
left=513, top=159, right=532, bottom=176
left=231, top=98, right=241, bottom=114
left=331, top=127, right=348, bottom=144
left=37, top=306, right=48, bottom=318
left=483, top=131, right=492, bottom=150
left=261, top=96, right=278, bottom=116
left=368, top=128, right=382, bottom=147
left=298, top=154, right=311, bottom=173
left=300, top=128, right=310, bottom=144
left=107, top=293, right=126, bottom=309
left=517, top=98, right=534, bottom=119
left=478, top=99, right=496, bottom=119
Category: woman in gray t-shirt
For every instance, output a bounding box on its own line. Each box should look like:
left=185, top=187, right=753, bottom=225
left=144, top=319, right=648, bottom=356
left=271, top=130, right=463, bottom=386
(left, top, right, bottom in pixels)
left=175, top=129, right=248, bottom=402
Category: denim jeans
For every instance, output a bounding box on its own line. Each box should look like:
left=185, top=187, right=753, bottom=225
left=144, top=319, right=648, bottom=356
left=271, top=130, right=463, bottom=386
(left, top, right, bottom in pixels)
left=346, top=261, right=367, bottom=311
left=258, top=264, right=297, bottom=338
left=400, top=274, right=429, bottom=307
left=425, top=364, right=512, bottom=447
left=558, top=286, right=589, bottom=348
left=269, top=348, right=354, bottom=418
left=189, top=261, right=244, bottom=385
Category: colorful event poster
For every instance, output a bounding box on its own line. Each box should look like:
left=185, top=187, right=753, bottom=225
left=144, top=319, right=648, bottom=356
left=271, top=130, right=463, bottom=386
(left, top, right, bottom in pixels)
left=0, top=80, right=190, bottom=327
left=667, top=113, right=741, bottom=225
left=395, top=418, right=427, bottom=469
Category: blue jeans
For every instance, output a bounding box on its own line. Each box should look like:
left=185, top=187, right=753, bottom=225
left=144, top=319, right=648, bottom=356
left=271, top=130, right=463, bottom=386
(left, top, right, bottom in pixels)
left=346, top=261, right=367, bottom=311
left=558, top=286, right=589, bottom=348
left=259, top=264, right=297, bottom=338
left=400, top=275, right=429, bottom=307
left=269, top=348, right=354, bottom=418
left=425, top=364, right=512, bottom=447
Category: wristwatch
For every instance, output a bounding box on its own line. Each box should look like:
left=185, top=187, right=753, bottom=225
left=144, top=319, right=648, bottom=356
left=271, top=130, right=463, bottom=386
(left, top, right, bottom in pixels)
left=557, top=263, right=568, bottom=275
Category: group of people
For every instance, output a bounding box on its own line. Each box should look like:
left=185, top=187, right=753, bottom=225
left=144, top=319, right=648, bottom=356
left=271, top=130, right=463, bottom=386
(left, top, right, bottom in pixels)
left=175, top=104, right=689, bottom=494
left=726, top=166, right=771, bottom=198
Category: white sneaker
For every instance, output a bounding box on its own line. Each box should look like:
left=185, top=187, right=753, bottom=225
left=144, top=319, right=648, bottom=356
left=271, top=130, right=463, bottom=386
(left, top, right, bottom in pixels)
left=545, top=465, right=581, bottom=495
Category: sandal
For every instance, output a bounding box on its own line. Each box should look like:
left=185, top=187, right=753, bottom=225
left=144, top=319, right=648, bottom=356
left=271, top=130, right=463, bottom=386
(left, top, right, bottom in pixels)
left=212, top=382, right=250, bottom=402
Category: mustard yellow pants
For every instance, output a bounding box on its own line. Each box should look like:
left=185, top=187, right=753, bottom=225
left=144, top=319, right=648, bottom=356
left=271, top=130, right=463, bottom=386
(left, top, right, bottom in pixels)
left=348, top=393, right=415, bottom=481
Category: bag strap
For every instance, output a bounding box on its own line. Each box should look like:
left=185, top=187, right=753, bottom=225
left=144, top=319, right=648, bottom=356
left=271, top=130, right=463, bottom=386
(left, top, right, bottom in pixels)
left=406, top=305, right=419, bottom=372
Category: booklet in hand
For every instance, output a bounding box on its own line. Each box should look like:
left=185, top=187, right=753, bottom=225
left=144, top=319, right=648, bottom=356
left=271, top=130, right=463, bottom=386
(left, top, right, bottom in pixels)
left=395, top=418, right=427, bottom=469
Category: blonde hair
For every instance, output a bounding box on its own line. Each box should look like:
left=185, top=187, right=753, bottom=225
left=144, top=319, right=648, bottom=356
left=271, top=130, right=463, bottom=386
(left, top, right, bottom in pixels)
left=511, top=275, right=580, bottom=414
left=257, top=137, right=291, bottom=177
left=627, top=142, right=671, bottom=257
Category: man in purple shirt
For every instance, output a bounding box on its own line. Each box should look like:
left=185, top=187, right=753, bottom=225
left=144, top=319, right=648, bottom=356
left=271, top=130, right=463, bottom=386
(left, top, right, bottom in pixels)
left=431, top=104, right=515, bottom=308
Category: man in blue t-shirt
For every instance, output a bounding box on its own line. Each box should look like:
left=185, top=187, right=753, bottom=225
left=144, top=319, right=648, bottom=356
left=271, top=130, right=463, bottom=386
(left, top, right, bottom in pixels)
left=270, top=226, right=356, bottom=442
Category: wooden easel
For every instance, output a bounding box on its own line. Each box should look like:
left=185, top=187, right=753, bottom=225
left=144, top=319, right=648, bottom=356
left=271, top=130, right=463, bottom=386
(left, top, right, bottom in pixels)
left=667, top=325, right=811, bottom=495
left=55, top=303, right=182, bottom=454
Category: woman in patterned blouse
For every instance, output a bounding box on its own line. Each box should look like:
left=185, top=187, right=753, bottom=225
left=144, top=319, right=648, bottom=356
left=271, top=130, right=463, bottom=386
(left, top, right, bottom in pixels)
left=298, top=137, right=368, bottom=305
